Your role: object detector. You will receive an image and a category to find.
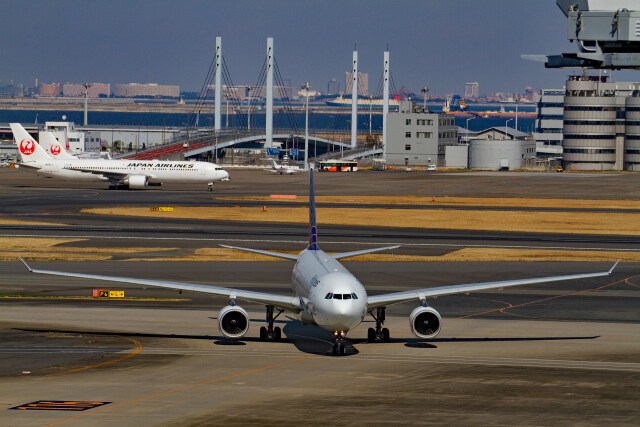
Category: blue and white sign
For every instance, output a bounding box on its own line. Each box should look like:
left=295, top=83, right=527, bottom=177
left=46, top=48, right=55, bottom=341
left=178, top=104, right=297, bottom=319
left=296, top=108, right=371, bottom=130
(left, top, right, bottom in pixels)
left=266, top=148, right=280, bottom=156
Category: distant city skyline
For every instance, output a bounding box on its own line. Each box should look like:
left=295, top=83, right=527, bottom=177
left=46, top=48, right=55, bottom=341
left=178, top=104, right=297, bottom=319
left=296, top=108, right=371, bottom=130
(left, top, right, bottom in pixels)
left=1, top=1, right=638, bottom=96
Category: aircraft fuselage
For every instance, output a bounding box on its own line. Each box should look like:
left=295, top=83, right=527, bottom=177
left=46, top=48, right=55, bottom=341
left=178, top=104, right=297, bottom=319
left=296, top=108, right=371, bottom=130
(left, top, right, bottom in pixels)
left=292, top=248, right=368, bottom=333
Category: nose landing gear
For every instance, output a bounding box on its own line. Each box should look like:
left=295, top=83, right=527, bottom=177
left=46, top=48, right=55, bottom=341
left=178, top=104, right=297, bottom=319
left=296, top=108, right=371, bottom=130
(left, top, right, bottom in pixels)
left=367, top=307, right=390, bottom=343
left=332, top=331, right=346, bottom=356
left=259, top=305, right=283, bottom=341
left=208, top=182, right=213, bottom=192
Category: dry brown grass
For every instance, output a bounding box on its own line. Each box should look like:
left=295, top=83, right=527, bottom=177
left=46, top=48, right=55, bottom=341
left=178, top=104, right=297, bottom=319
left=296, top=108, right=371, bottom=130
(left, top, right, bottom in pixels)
left=217, top=195, right=640, bottom=210
left=126, top=248, right=297, bottom=262
left=0, top=237, right=177, bottom=261
left=83, top=206, right=640, bottom=236
left=0, top=218, right=68, bottom=226
left=350, top=248, right=639, bottom=262
left=121, top=247, right=639, bottom=262
left=0, top=252, right=112, bottom=261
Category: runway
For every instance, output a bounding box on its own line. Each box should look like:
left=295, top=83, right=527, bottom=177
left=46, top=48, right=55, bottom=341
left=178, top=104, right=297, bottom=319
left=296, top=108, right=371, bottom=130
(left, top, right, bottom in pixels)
left=0, top=168, right=639, bottom=425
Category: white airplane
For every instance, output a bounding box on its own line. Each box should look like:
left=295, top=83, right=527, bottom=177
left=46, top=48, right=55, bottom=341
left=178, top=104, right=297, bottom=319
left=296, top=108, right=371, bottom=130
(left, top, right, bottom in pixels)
left=39, top=131, right=77, bottom=160
left=268, top=158, right=302, bottom=174
left=19, top=169, right=619, bottom=355
left=10, top=123, right=229, bottom=191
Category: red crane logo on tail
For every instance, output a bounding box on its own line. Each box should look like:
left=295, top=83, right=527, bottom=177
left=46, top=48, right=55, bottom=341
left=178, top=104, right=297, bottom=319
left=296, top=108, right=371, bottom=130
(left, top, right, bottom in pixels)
left=20, top=139, right=35, bottom=155
left=51, top=144, right=61, bottom=155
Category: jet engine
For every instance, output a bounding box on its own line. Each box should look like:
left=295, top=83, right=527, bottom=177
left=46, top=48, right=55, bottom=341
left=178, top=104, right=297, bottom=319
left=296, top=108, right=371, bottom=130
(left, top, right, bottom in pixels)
left=123, top=175, right=148, bottom=189
left=409, top=306, right=442, bottom=339
left=218, top=305, right=250, bottom=338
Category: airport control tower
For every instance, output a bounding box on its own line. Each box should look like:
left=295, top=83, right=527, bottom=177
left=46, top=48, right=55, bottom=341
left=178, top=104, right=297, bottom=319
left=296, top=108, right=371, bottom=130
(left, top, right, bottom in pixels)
left=525, top=0, right=640, bottom=69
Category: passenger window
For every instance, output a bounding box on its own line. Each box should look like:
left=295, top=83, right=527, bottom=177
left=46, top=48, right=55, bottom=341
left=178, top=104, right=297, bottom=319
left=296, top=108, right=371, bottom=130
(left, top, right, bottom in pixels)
left=325, top=293, right=333, bottom=299
left=343, top=294, right=351, bottom=299
left=351, top=293, right=358, bottom=299
left=333, top=294, right=342, bottom=300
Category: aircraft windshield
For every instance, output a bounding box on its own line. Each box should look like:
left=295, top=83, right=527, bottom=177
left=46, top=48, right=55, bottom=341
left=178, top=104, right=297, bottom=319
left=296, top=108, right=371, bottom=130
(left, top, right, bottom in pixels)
left=326, top=293, right=357, bottom=300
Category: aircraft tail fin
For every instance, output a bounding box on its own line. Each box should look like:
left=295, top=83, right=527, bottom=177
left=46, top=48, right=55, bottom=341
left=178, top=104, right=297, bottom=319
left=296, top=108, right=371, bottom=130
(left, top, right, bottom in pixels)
left=10, top=123, right=51, bottom=163
left=269, top=158, right=278, bottom=169
left=40, top=131, right=76, bottom=160
left=308, top=168, right=318, bottom=250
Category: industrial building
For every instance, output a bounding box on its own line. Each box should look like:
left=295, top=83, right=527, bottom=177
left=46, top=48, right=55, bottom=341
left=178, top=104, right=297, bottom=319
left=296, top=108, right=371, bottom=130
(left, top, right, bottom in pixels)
left=464, top=82, right=479, bottom=99
left=468, top=139, right=536, bottom=171
left=37, top=83, right=60, bottom=97
left=112, top=83, right=180, bottom=98
left=385, top=101, right=457, bottom=167
left=327, top=78, right=339, bottom=96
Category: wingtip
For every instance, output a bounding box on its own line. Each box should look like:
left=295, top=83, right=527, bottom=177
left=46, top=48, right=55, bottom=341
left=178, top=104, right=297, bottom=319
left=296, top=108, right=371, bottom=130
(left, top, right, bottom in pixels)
left=18, top=256, right=33, bottom=272
left=608, top=259, right=621, bottom=274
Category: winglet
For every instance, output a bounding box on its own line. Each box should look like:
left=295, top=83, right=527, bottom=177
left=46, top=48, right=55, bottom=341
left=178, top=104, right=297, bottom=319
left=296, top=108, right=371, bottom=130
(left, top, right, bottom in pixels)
left=308, top=168, right=318, bottom=250
left=18, top=257, right=33, bottom=272
left=608, top=259, right=620, bottom=275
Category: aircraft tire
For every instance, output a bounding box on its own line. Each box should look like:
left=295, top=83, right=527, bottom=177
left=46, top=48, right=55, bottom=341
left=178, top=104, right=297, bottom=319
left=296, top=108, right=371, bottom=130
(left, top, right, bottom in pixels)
left=274, top=326, right=282, bottom=341
left=382, top=328, right=390, bottom=343
left=367, top=328, right=376, bottom=343
left=259, top=326, right=267, bottom=341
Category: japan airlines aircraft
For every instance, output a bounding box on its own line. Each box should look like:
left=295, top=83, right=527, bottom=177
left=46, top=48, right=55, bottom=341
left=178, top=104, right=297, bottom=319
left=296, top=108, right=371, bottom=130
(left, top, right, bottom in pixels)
left=19, top=169, right=619, bottom=355
left=39, top=131, right=81, bottom=160
left=10, top=123, right=229, bottom=191
left=268, top=158, right=302, bottom=174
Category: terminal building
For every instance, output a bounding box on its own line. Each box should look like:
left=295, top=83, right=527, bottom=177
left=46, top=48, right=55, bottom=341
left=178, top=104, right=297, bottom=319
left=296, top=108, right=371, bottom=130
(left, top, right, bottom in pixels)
left=563, top=75, right=640, bottom=171
left=533, top=76, right=640, bottom=171
left=534, top=89, right=565, bottom=156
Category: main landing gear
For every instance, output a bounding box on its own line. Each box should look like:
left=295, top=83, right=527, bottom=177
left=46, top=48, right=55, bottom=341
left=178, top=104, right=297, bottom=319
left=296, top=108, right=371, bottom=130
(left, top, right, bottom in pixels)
left=208, top=182, right=214, bottom=192
left=259, top=305, right=283, bottom=341
left=332, top=331, right=346, bottom=356
left=367, top=307, right=390, bottom=343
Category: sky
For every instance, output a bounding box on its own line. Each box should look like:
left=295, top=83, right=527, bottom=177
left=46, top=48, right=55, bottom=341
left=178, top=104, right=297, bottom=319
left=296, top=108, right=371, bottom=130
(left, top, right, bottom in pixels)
left=1, top=0, right=638, bottom=96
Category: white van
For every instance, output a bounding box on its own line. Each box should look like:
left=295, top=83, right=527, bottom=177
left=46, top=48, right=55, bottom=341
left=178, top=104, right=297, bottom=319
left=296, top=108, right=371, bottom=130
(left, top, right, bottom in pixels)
left=426, top=164, right=437, bottom=171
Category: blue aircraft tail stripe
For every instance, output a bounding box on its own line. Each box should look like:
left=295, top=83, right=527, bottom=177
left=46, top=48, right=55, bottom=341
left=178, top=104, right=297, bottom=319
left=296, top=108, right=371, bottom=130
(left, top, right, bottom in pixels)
left=308, top=168, right=318, bottom=250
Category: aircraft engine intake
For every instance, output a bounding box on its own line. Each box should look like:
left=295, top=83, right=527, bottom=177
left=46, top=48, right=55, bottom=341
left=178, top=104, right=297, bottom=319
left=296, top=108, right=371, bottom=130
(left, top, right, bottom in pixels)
left=123, top=175, right=148, bottom=189
left=409, top=306, right=442, bottom=339
left=218, top=305, right=250, bottom=338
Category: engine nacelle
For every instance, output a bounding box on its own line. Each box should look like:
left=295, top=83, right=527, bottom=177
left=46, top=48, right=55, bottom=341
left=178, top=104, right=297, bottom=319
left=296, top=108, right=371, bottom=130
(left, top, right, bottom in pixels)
left=123, top=175, right=148, bottom=189
left=409, top=306, right=442, bottom=339
left=218, top=305, right=250, bottom=339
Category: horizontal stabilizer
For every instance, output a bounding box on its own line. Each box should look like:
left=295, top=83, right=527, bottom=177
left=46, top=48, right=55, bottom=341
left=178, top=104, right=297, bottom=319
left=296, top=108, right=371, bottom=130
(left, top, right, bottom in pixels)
left=332, top=245, right=401, bottom=260
left=220, top=244, right=298, bottom=260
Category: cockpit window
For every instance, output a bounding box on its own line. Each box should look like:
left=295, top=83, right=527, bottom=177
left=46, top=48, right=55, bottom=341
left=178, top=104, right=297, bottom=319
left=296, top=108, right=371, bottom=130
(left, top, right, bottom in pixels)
left=351, top=293, right=358, bottom=299
left=325, top=293, right=333, bottom=299
left=333, top=294, right=342, bottom=300
left=343, top=294, right=352, bottom=299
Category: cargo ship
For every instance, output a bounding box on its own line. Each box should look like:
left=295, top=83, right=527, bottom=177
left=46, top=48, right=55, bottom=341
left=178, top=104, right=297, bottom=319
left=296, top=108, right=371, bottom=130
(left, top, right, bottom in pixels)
left=325, top=95, right=400, bottom=108
left=474, top=105, right=536, bottom=118
left=442, top=95, right=473, bottom=117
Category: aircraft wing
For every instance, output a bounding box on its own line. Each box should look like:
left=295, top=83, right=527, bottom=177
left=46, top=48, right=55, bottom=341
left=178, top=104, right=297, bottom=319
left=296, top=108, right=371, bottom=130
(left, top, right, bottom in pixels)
left=65, top=167, right=130, bottom=181
left=332, top=245, right=401, bottom=260
left=366, top=261, right=619, bottom=311
left=220, top=244, right=299, bottom=260
left=19, top=258, right=302, bottom=312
